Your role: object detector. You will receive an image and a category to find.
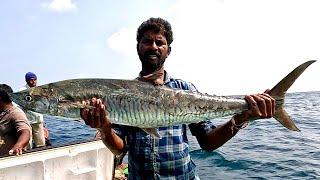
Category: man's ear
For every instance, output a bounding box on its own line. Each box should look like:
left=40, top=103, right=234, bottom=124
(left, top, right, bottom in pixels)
left=168, top=46, right=171, bottom=56
left=137, top=43, right=141, bottom=57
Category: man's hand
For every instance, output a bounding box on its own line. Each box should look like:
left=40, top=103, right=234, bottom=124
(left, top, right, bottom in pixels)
left=80, top=98, right=111, bottom=129
left=234, top=90, right=275, bottom=124
left=197, top=90, right=276, bottom=151
left=43, top=126, right=49, bottom=139
left=9, top=144, right=25, bottom=156
left=9, top=129, right=30, bottom=156
left=80, top=98, right=125, bottom=155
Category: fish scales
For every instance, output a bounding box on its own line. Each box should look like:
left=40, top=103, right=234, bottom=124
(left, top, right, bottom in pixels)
left=21, top=79, right=249, bottom=127
left=10, top=61, right=316, bottom=131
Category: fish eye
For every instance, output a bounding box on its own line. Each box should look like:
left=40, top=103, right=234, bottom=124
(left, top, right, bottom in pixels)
left=25, top=95, right=33, bottom=102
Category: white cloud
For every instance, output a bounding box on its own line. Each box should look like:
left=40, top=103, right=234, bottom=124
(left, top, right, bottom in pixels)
left=27, top=15, right=37, bottom=22
left=42, top=0, right=77, bottom=12
left=106, top=27, right=137, bottom=57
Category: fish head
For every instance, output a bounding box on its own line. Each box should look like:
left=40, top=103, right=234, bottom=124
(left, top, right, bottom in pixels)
left=11, top=85, right=60, bottom=115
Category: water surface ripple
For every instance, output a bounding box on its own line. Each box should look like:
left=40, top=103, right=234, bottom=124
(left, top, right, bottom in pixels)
left=46, top=91, right=320, bottom=179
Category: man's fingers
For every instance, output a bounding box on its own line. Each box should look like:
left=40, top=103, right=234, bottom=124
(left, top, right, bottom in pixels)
left=90, top=97, right=97, bottom=106
left=262, top=95, right=272, bottom=118
left=100, top=104, right=111, bottom=127
left=81, top=100, right=97, bottom=127
left=96, top=99, right=102, bottom=107
left=9, top=148, right=23, bottom=156
left=17, top=148, right=23, bottom=155
left=260, top=93, right=274, bottom=117
left=245, top=95, right=262, bottom=118
left=89, top=98, right=98, bottom=127
left=81, top=109, right=90, bottom=125
left=262, top=93, right=275, bottom=115
left=100, top=104, right=106, bottom=118
left=95, top=107, right=101, bottom=128
left=80, top=98, right=110, bottom=128
left=89, top=110, right=96, bottom=127
left=92, top=100, right=101, bottom=128
left=80, top=100, right=89, bottom=120
left=252, top=94, right=267, bottom=117
left=244, top=92, right=276, bottom=121
left=253, top=94, right=267, bottom=117
left=245, top=95, right=259, bottom=111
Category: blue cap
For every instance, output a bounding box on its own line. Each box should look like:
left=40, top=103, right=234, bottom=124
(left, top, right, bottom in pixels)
left=25, top=72, right=37, bottom=81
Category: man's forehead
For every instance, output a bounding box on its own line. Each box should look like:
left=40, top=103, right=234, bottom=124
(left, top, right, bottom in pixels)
left=141, top=30, right=166, bottom=39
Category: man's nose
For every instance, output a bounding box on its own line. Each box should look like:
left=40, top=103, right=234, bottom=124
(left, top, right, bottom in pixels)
left=150, top=41, right=158, bottom=50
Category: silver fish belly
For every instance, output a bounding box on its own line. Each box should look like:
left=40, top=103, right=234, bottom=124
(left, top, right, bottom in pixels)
left=10, top=60, right=316, bottom=131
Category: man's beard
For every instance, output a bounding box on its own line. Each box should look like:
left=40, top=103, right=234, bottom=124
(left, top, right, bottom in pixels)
left=141, top=58, right=165, bottom=72
left=139, top=51, right=165, bottom=73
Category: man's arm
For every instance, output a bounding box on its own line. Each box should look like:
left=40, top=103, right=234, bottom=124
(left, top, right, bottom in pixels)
left=195, top=92, right=275, bottom=152
left=9, top=129, right=31, bottom=156
left=80, top=98, right=125, bottom=155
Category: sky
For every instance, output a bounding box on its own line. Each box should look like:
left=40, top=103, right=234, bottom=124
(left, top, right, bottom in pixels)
left=1, top=0, right=319, bottom=95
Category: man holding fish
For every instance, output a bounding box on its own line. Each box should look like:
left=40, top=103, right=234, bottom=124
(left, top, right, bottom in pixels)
left=80, top=17, right=275, bottom=179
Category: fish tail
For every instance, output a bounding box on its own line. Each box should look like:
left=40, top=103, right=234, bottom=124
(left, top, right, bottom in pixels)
left=269, top=60, right=316, bottom=131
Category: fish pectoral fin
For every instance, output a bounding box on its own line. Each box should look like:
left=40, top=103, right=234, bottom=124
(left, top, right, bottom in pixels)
left=78, top=104, right=95, bottom=109
left=68, top=102, right=95, bottom=109
left=59, top=100, right=95, bottom=109
left=141, top=128, right=161, bottom=138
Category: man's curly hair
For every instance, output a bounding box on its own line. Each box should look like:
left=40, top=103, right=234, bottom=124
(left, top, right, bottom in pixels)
left=0, top=84, right=13, bottom=103
left=136, top=17, right=173, bottom=45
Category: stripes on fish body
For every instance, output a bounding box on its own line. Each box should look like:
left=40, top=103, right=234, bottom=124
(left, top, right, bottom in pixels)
left=9, top=61, right=316, bottom=135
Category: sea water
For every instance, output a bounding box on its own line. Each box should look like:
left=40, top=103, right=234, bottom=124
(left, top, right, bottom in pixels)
left=45, top=91, right=320, bottom=179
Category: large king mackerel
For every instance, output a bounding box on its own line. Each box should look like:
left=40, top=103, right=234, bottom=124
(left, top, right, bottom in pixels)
left=10, top=61, right=316, bottom=133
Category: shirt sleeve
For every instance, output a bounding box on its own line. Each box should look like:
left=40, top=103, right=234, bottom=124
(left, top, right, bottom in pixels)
left=15, top=119, right=32, bottom=132
left=188, top=82, right=199, bottom=92
left=112, top=124, right=127, bottom=140
left=188, top=120, right=216, bottom=137
left=11, top=108, right=32, bottom=132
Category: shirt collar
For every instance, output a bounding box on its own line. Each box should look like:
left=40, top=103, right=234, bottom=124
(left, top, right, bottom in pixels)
left=137, top=70, right=172, bottom=85
left=25, top=84, right=31, bottom=89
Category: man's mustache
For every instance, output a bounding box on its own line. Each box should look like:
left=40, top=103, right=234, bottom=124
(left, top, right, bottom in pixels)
left=144, top=51, right=160, bottom=58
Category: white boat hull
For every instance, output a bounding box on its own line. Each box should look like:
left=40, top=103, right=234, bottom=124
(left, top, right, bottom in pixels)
left=0, top=140, right=114, bottom=180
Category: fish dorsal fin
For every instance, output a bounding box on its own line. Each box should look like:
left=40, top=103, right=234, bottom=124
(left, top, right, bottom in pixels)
left=141, top=128, right=161, bottom=138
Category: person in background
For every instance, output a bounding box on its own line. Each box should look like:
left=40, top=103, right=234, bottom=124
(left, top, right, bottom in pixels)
left=20, top=72, right=37, bottom=90
left=18, top=72, right=51, bottom=147
left=0, top=84, right=31, bottom=156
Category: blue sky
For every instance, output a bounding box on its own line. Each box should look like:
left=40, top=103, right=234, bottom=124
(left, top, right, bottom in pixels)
left=1, top=0, right=319, bottom=95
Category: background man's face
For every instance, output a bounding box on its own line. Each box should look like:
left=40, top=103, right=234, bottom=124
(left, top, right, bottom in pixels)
left=27, top=78, right=37, bottom=87
left=138, top=30, right=170, bottom=72
left=0, top=97, right=4, bottom=110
